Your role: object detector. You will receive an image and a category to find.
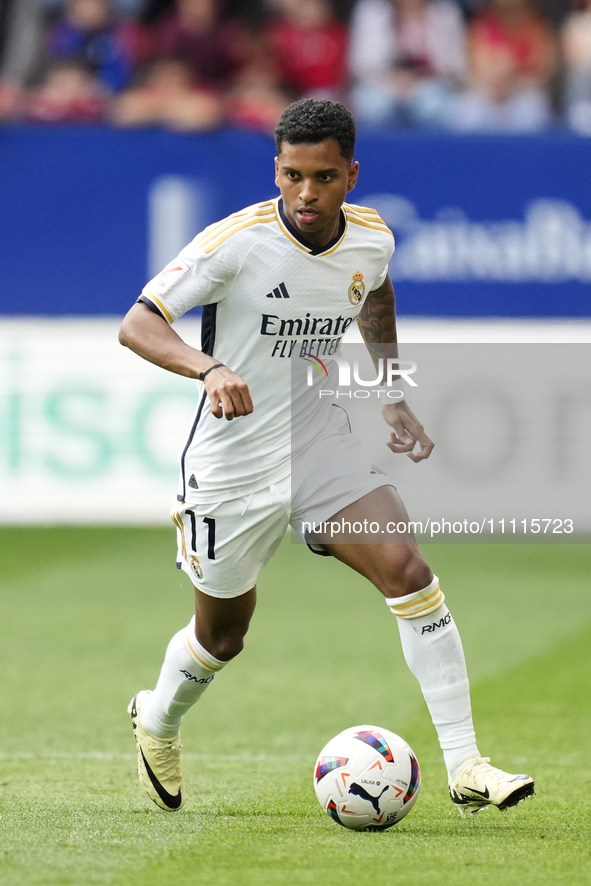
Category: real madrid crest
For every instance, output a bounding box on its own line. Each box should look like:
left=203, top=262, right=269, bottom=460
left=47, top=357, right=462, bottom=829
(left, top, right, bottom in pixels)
left=348, top=271, right=365, bottom=305
left=190, top=555, right=203, bottom=580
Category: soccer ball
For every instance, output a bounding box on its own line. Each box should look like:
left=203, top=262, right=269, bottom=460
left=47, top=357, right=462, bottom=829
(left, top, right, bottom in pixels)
left=313, top=725, right=420, bottom=831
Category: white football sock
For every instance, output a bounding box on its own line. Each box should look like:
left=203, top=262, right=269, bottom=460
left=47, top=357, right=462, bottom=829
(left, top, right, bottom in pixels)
left=140, top=617, right=227, bottom=739
left=386, top=575, right=479, bottom=780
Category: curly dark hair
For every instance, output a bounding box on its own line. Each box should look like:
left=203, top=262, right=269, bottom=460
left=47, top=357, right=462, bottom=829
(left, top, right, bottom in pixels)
left=274, top=99, right=356, bottom=162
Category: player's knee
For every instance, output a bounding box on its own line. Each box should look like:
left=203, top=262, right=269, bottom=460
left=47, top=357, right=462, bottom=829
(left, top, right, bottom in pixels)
left=198, top=628, right=246, bottom=662
left=378, top=549, right=432, bottom=599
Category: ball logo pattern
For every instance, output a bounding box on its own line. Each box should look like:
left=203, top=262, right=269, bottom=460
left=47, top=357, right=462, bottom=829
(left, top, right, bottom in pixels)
left=313, top=725, right=420, bottom=831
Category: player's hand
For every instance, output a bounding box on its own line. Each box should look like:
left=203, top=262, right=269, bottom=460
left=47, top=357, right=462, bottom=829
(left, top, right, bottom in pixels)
left=203, top=366, right=253, bottom=421
left=382, top=401, right=434, bottom=463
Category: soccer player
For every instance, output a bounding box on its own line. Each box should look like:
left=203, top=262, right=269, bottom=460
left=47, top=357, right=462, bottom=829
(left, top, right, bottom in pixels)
left=119, top=99, right=534, bottom=817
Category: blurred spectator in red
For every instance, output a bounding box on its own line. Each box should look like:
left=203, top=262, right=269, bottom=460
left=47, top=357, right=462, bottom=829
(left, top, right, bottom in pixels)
left=23, top=59, right=109, bottom=122
left=562, top=0, right=591, bottom=133
left=469, top=0, right=556, bottom=86
left=264, top=0, right=348, bottom=98
left=48, top=0, right=151, bottom=93
left=226, top=57, right=292, bottom=132
left=450, top=0, right=556, bottom=130
left=152, top=0, right=244, bottom=88
left=111, top=56, right=223, bottom=129
left=348, top=0, right=467, bottom=127
left=0, top=0, right=45, bottom=118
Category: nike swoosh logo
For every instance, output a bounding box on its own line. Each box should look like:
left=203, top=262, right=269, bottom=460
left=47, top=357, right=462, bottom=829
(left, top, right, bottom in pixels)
left=464, top=786, right=490, bottom=799
left=140, top=748, right=183, bottom=809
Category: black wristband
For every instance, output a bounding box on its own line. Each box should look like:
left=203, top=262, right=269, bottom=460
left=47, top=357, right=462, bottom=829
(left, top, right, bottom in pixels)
left=199, top=363, right=225, bottom=382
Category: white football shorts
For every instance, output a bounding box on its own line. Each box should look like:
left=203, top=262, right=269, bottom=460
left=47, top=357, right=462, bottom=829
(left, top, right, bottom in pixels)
left=172, top=426, right=392, bottom=598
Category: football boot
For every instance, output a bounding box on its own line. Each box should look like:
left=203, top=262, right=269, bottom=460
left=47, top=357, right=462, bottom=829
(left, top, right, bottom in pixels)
left=449, top=754, right=534, bottom=816
left=128, top=691, right=185, bottom=811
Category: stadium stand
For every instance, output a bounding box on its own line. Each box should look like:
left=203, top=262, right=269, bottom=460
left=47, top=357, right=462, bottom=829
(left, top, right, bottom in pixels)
left=0, top=0, right=585, bottom=130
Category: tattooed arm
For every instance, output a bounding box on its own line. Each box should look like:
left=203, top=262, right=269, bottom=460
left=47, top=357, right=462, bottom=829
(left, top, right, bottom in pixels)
left=356, top=274, right=398, bottom=360
left=357, top=275, right=434, bottom=463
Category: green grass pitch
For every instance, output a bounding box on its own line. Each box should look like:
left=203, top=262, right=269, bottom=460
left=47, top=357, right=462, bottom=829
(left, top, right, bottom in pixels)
left=1, top=528, right=590, bottom=886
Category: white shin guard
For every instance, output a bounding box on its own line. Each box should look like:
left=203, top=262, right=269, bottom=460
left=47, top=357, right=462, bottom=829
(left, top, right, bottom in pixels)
left=140, top=617, right=227, bottom=739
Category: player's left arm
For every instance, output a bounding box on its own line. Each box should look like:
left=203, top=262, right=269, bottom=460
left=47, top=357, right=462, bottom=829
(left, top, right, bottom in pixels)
left=356, top=274, right=434, bottom=463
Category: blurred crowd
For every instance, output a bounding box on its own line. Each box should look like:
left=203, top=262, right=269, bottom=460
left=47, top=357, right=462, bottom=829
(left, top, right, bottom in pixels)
left=0, top=0, right=590, bottom=133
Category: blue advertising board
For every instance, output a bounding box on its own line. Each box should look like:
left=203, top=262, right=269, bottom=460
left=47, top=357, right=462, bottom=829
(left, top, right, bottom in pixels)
left=0, top=125, right=590, bottom=317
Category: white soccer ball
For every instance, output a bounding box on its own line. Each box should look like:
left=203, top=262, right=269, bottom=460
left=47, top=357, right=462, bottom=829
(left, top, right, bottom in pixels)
left=313, top=725, right=420, bottom=831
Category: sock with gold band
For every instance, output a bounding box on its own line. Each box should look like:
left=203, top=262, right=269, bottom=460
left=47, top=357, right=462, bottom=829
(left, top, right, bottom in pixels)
left=386, top=575, right=479, bottom=779
left=140, top=617, right=227, bottom=739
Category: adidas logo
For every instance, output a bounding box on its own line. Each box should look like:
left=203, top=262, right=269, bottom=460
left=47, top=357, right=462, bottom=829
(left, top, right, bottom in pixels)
left=188, top=474, right=198, bottom=489
left=266, top=282, right=290, bottom=299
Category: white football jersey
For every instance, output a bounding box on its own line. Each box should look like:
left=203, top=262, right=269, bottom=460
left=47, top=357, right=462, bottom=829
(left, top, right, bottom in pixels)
left=140, top=197, right=394, bottom=503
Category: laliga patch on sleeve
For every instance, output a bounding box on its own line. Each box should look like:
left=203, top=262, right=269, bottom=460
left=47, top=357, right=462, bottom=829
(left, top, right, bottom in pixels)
left=151, top=259, right=191, bottom=294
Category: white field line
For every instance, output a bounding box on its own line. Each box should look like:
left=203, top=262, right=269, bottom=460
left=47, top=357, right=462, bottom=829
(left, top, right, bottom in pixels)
left=0, top=751, right=582, bottom=767
left=0, top=751, right=308, bottom=762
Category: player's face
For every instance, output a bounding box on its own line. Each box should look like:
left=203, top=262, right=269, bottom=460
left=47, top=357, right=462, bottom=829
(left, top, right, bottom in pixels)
left=275, top=139, right=359, bottom=248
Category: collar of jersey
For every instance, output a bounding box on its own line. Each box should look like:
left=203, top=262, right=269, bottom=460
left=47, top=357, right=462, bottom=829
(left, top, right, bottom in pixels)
left=276, top=198, right=347, bottom=256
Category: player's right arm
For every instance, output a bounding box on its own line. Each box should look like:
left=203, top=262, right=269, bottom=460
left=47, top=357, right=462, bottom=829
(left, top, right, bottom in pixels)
left=120, top=216, right=256, bottom=421
left=119, top=302, right=253, bottom=421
